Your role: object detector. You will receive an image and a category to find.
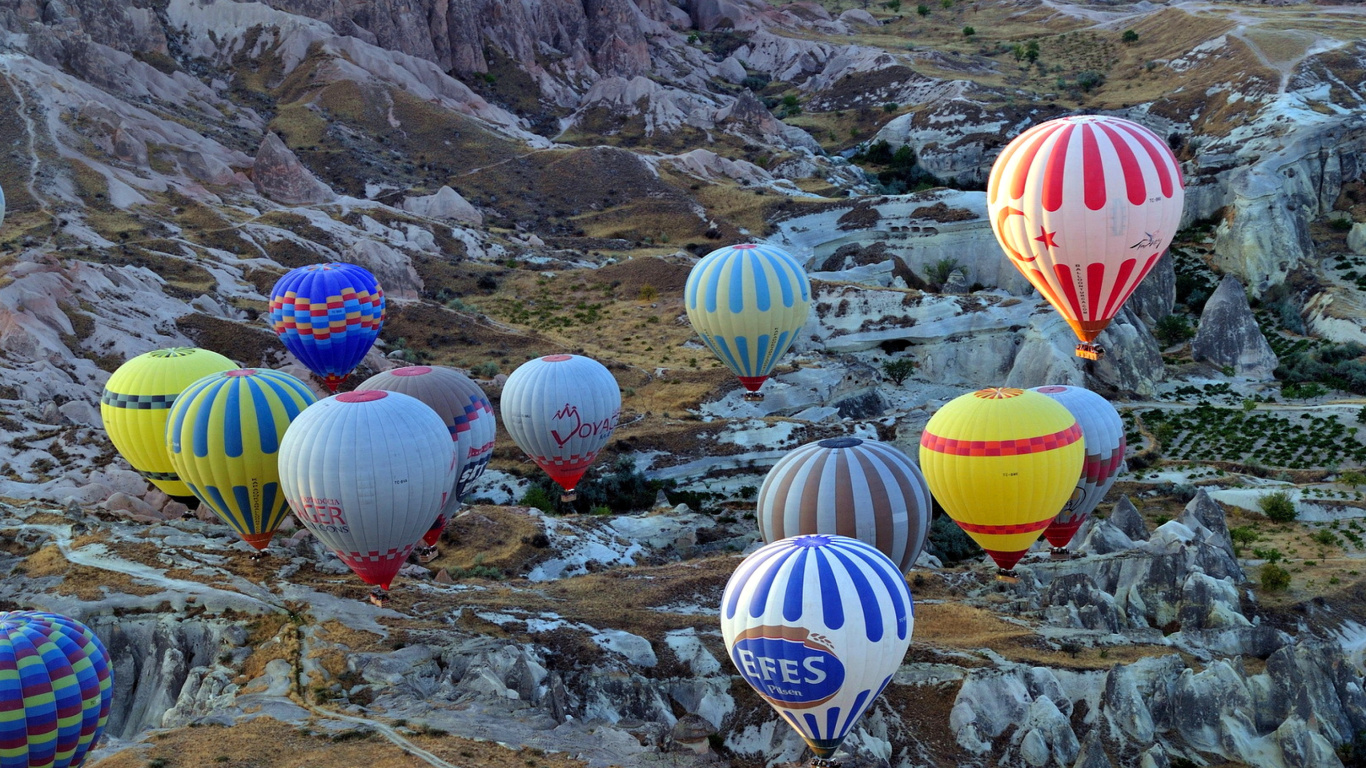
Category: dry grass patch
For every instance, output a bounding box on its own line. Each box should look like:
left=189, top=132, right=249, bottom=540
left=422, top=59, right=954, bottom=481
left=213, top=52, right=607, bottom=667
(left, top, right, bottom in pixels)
left=86, top=716, right=589, bottom=768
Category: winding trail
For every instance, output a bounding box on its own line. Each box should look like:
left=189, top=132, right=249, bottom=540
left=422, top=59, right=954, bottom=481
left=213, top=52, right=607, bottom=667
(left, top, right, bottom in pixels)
left=305, top=705, right=462, bottom=768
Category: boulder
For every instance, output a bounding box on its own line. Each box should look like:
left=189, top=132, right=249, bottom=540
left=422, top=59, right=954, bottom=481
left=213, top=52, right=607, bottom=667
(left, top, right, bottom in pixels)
left=837, top=9, right=879, bottom=26
left=1349, top=222, right=1366, bottom=256
left=252, top=132, right=335, bottom=206
left=942, top=269, right=970, bottom=294
left=715, top=56, right=748, bottom=84
left=104, top=491, right=162, bottom=520
left=1110, top=496, right=1149, bottom=541
left=1128, top=251, right=1177, bottom=327
left=1191, top=275, right=1278, bottom=378
left=1072, top=516, right=1136, bottom=557
left=400, top=186, right=482, bottom=226
left=1176, top=572, right=1249, bottom=630
left=1043, top=573, right=1123, bottom=633
left=1073, top=730, right=1113, bottom=768
left=343, top=239, right=424, bottom=301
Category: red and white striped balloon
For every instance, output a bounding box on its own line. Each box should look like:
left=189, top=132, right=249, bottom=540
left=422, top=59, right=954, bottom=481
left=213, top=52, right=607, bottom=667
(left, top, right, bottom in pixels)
left=988, top=115, right=1184, bottom=358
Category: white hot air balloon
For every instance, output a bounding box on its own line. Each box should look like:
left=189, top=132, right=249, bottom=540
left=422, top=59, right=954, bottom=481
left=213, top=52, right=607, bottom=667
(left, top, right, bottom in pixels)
left=757, top=438, right=933, bottom=574
left=1029, top=385, right=1126, bottom=553
left=721, top=534, right=914, bottom=764
left=356, top=365, right=497, bottom=561
left=278, top=390, right=455, bottom=604
left=501, top=354, right=621, bottom=502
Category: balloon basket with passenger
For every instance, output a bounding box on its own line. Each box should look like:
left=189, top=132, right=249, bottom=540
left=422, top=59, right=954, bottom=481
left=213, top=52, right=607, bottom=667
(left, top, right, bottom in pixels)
left=1075, top=342, right=1105, bottom=361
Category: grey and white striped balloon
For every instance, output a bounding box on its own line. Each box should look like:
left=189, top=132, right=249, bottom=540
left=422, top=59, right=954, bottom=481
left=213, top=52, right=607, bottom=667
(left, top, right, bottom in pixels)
left=757, top=438, right=933, bottom=573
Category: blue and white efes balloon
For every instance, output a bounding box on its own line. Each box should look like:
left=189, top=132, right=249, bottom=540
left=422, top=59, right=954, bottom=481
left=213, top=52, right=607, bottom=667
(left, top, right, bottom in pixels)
left=720, top=534, right=914, bottom=762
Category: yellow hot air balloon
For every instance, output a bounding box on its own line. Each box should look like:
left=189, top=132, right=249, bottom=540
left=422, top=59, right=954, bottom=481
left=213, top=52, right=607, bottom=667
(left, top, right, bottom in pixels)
left=166, top=369, right=317, bottom=551
left=101, top=347, right=236, bottom=497
left=685, top=244, right=811, bottom=401
left=918, top=387, right=1083, bottom=577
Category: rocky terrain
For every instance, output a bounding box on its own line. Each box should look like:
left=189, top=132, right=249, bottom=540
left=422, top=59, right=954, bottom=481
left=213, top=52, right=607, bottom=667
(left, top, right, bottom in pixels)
left=0, top=0, right=1365, bottom=766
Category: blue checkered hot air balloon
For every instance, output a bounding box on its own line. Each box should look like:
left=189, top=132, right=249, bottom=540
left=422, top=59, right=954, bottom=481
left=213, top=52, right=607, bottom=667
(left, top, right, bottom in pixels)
left=685, top=244, right=811, bottom=402
left=0, top=611, right=113, bottom=768
left=720, top=535, right=914, bottom=763
left=267, top=263, right=385, bottom=392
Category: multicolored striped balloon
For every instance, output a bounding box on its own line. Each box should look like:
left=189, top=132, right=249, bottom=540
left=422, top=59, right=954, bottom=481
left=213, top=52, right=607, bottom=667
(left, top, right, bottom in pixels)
left=988, top=115, right=1184, bottom=360
left=356, top=365, right=496, bottom=546
left=501, top=355, right=620, bottom=499
left=1030, top=385, right=1126, bottom=549
left=278, top=390, right=456, bottom=589
left=757, top=438, right=932, bottom=573
left=267, top=263, right=385, bottom=392
left=0, top=611, right=113, bottom=768
left=166, top=369, right=318, bottom=549
left=100, top=347, right=236, bottom=497
left=685, top=244, right=811, bottom=399
left=918, top=387, right=1083, bottom=572
left=721, top=535, right=913, bottom=761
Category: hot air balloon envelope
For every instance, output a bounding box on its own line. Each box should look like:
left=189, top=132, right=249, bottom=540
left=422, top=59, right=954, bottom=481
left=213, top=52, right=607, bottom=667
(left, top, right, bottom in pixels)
left=685, top=243, right=811, bottom=401
left=357, top=365, right=496, bottom=547
left=757, top=437, right=933, bottom=573
left=166, top=368, right=318, bottom=550
left=101, top=347, right=237, bottom=497
left=0, top=611, right=113, bottom=768
left=279, top=389, right=456, bottom=589
left=919, top=387, right=1084, bottom=573
left=721, top=535, right=913, bottom=761
left=988, top=115, right=1185, bottom=360
left=501, top=354, right=620, bottom=500
left=267, top=262, right=385, bottom=391
left=1030, top=385, right=1126, bottom=550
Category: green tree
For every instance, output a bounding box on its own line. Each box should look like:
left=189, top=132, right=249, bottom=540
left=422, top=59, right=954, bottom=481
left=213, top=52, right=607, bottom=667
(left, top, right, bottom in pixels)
left=1121, top=29, right=1139, bottom=44
left=917, top=4, right=930, bottom=16
left=1342, top=470, right=1366, bottom=489
left=882, top=358, right=917, bottom=386
left=940, top=0, right=952, bottom=7
left=1024, top=40, right=1040, bottom=63
left=962, top=26, right=975, bottom=37
left=1260, top=563, right=1291, bottom=592
left=1259, top=490, right=1298, bottom=523
left=883, top=102, right=899, bottom=113
left=1154, top=314, right=1194, bottom=346
left=886, top=0, right=902, bottom=10
left=926, top=256, right=962, bottom=285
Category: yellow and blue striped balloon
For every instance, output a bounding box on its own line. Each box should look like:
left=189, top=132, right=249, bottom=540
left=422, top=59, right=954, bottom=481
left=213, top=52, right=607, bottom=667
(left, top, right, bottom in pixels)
left=166, top=369, right=317, bottom=550
left=685, top=244, right=811, bottom=398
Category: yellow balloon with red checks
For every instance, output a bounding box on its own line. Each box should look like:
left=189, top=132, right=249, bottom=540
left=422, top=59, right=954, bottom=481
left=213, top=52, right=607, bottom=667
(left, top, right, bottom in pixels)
left=919, top=387, right=1084, bottom=571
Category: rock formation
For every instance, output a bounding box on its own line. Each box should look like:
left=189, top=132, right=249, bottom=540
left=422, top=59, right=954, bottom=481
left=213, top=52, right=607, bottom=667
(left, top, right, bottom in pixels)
left=401, top=186, right=483, bottom=226
left=1192, top=275, right=1279, bottom=378
left=252, top=133, right=336, bottom=206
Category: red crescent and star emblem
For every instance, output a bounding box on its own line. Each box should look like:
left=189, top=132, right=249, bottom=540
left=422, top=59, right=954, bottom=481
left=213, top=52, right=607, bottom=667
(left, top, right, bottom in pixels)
left=1034, top=227, right=1059, bottom=249
left=994, top=207, right=1035, bottom=262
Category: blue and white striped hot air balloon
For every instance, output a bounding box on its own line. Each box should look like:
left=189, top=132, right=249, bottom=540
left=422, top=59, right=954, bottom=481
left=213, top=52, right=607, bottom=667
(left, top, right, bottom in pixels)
left=720, top=535, right=914, bottom=762
left=685, top=243, right=811, bottom=402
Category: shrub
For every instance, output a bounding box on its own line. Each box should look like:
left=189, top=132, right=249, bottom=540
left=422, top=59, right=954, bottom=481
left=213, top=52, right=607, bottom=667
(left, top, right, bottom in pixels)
left=741, top=75, right=770, bottom=91
left=1261, top=563, right=1292, bottom=592
left=1024, top=40, right=1039, bottom=63
left=1252, top=547, right=1283, bottom=563
left=883, top=102, right=899, bottom=113
left=638, top=283, right=658, bottom=302
left=470, top=361, right=499, bottom=378
left=1330, top=217, right=1354, bottom=232
left=882, top=358, right=917, bottom=386
left=962, top=26, right=975, bottom=36
left=1342, top=470, right=1366, bottom=488
left=477, top=274, right=499, bottom=291
left=1075, top=70, right=1106, bottom=92
left=926, top=256, right=962, bottom=286
left=1259, top=490, right=1297, bottom=523
left=917, top=3, right=930, bottom=15
left=1154, top=315, right=1195, bottom=346
left=885, top=0, right=902, bottom=10
left=521, top=486, right=557, bottom=514
left=1122, top=29, right=1139, bottom=43
left=1313, top=529, right=1340, bottom=547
